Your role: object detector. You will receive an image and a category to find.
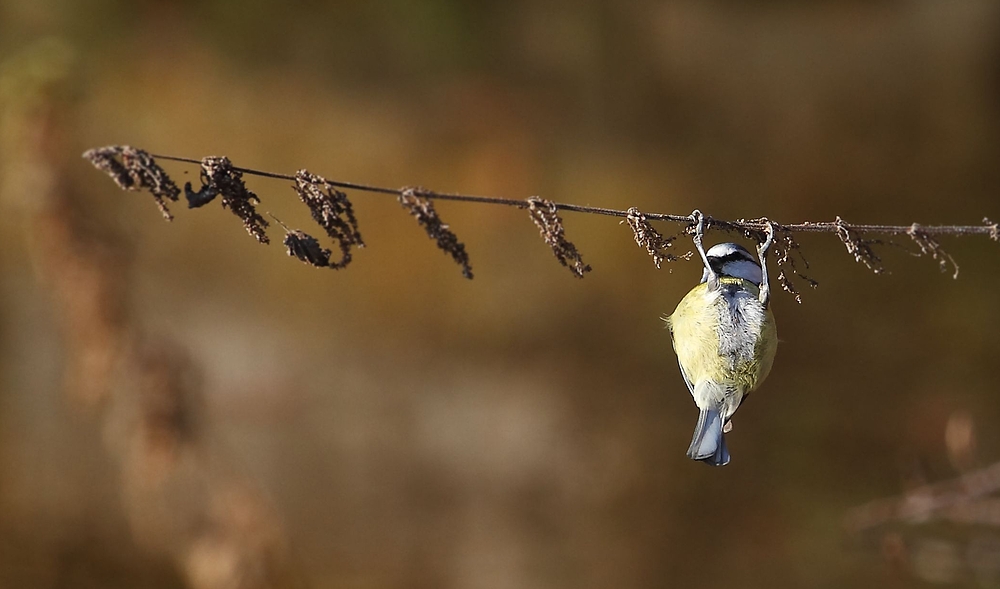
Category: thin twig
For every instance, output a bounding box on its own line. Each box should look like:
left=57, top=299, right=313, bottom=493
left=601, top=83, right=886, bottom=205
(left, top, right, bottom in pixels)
left=145, top=153, right=998, bottom=238
left=82, top=146, right=999, bottom=298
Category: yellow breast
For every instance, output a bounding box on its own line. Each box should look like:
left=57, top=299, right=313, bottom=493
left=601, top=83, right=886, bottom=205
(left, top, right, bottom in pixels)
left=667, top=280, right=777, bottom=394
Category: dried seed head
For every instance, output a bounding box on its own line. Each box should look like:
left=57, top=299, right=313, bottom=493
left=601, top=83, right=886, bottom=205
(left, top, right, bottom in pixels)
left=738, top=218, right=818, bottom=303
left=834, top=216, right=884, bottom=274
left=527, top=197, right=591, bottom=278
left=283, top=230, right=333, bottom=268
left=771, top=229, right=818, bottom=303
left=119, top=148, right=181, bottom=218
left=625, top=207, right=691, bottom=269
left=190, top=156, right=269, bottom=244
left=398, top=187, right=473, bottom=279
left=293, top=170, right=364, bottom=270
left=82, top=145, right=180, bottom=220
left=83, top=146, right=134, bottom=190
left=907, top=224, right=959, bottom=279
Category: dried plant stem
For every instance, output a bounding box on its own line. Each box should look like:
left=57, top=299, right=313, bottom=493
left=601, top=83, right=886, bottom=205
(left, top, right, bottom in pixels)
left=84, top=146, right=999, bottom=298
left=145, top=153, right=1000, bottom=239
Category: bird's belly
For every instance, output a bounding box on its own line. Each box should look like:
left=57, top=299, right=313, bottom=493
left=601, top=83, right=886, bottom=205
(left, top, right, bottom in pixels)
left=671, top=286, right=773, bottom=392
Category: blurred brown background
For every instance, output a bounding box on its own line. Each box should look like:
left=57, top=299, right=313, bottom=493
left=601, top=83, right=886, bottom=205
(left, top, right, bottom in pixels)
left=2, top=1, right=1000, bottom=588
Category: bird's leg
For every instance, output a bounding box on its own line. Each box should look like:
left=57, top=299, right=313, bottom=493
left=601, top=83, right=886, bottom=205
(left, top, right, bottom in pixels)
left=691, top=210, right=718, bottom=288
left=757, top=220, right=775, bottom=308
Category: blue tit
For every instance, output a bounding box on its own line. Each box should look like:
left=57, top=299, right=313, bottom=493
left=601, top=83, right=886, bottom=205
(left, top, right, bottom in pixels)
left=665, top=223, right=777, bottom=467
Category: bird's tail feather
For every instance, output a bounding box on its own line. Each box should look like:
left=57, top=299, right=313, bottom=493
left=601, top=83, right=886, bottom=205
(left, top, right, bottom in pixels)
left=687, top=408, right=730, bottom=466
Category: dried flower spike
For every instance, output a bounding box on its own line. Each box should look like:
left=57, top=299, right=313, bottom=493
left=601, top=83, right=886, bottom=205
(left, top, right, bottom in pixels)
left=771, top=230, right=818, bottom=304
left=283, top=230, right=333, bottom=268
left=266, top=213, right=333, bottom=269
left=834, top=216, right=884, bottom=274
left=736, top=218, right=818, bottom=303
left=82, top=145, right=180, bottom=220
left=83, top=146, right=133, bottom=190
left=527, top=197, right=591, bottom=278
left=907, top=223, right=959, bottom=279
left=398, top=187, right=473, bottom=279
left=187, top=156, right=269, bottom=244
left=625, top=207, right=690, bottom=269
left=293, top=170, right=364, bottom=269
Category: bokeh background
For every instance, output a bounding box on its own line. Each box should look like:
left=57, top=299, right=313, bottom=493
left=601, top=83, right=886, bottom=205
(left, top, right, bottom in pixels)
left=2, top=1, right=1000, bottom=588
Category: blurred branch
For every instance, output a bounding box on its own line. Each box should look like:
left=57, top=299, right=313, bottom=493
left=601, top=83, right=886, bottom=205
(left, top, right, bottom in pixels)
left=84, top=146, right=1000, bottom=299
left=4, top=47, right=297, bottom=589
left=845, top=461, right=1000, bottom=534
left=844, top=412, right=1000, bottom=585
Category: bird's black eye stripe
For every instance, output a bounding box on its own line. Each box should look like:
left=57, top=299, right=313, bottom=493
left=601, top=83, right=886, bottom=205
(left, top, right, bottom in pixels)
left=709, top=251, right=758, bottom=266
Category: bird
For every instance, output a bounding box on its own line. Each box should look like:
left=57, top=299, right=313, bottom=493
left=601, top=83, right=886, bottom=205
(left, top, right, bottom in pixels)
left=665, top=215, right=778, bottom=466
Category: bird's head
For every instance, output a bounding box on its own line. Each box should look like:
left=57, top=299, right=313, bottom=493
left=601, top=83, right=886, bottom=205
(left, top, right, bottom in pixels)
left=701, top=242, right=762, bottom=286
